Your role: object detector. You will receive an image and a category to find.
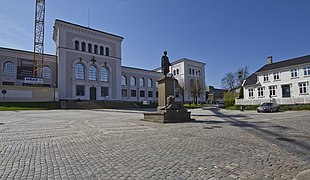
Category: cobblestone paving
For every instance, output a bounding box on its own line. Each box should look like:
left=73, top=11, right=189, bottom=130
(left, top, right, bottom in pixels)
left=0, top=108, right=309, bottom=179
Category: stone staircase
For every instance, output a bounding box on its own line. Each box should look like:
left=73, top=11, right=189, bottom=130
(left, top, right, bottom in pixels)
left=61, top=100, right=139, bottom=109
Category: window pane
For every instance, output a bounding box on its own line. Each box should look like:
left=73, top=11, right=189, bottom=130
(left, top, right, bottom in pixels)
left=100, top=46, right=104, bottom=55
left=76, top=85, right=85, bottom=96
left=106, top=47, right=110, bottom=56
left=131, top=77, right=136, bottom=86
left=94, top=45, right=98, bottom=54
left=75, top=63, right=85, bottom=79
left=131, top=90, right=136, bottom=97
left=43, top=66, right=52, bottom=79
left=89, top=65, right=97, bottom=81
left=88, top=43, right=92, bottom=53
left=121, top=75, right=127, bottom=85
left=140, top=90, right=145, bottom=97
left=122, top=89, right=127, bottom=97
left=100, top=67, right=109, bottom=82
left=101, top=87, right=109, bottom=96
left=139, top=78, right=145, bottom=87
left=81, top=42, right=86, bottom=52
left=3, top=61, right=15, bottom=75
left=75, top=40, right=79, bottom=50
left=148, top=78, right=152, bottom=87
left=148, top=91, right=153, bottom=97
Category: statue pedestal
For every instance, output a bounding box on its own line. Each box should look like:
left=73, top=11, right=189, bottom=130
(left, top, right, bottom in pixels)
left=142, top=76, right=193, bottom=123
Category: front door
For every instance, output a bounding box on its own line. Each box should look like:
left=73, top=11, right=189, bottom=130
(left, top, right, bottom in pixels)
left=90, top=87, right=97, bottom=100
left=282, top=84, right=291, bottom=98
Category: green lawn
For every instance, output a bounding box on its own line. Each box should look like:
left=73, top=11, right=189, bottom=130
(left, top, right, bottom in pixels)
left=0, top=102, right=60, bottom=111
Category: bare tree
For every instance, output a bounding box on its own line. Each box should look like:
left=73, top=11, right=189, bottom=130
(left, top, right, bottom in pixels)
left=189, top=79, right=204, bottom=105
left=236, top=65, right=249, bottom=87
left=221, top=72, right=236, bottom=91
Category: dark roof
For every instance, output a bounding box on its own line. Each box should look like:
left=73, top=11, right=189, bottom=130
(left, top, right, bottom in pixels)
left=244, top=55, right=310, bottom=86
left=55, top=19, right=124, bottom=39
left=257, top=55, right=310, bottom=72
left=0, top=47, right=56, bottom=57
left=243, top=73, right=257, bottom=86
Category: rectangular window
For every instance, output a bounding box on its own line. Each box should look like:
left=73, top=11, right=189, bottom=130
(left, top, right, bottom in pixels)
left=299, top=82, right=308, bottom=94
left=263, top=74, right=269, bottom=82
left=76, top=85, right=85, bottom=96
left=122, top=89, right=127, bottom=97
left=248, top=88, right=254, bottom=97
left=148, top=91, right=153, bottom=98
left=273, top=72, right=280, bottom=80
left=269, top=86, right=276, bottom=97
left=140, top=90, right=145, bottom=97
left=101, top=87, right=109, bottom=97
left=131, top=90, right=136, bottom=97
left=304, top=67, right=310, bottom=76
left=156, top=91, right=158, bottom=98
left=258, top=87, right=264, bottom=97
left=2, top=81, right=14, bottom=86
left=291, top=69, right=298, bottom=78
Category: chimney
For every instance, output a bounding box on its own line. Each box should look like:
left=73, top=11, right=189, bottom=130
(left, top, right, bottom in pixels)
left=268, top=56, right=273, bottom=64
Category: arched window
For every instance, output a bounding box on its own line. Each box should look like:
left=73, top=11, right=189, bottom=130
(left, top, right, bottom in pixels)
left=139, top=78, right=145, bottom=87
left=88, top=65, right=97, bottom=81
left=43, top=66, right=52, bottom=79
left=105, top=47, right=110, bottom=56
left=198, top=70, right=201, bottom=76
left=156, top=82, right=158, bottom=88
left=177, top=69, right=179, bottom=75
left=130, top=76, right=136, bottom=86
left=189, top=68, right=191, bottom=74
left=100, top=46, right=104, bottom=55
left=94, top=45, right=98, bottom=54
left=100, top=67, right=109, bottom=82
left=81, top=42, right=86, bottom=52
left=75, top=63, right=85, bottom=79
left=148, top=78, right=153, bottom=88
left=3, top=61, right=15, bottom=75
left=88, top=43, right=92, bottom=53
left=173, top=69, right=176, bottom=75
left=121, top=75, right=127, bottom=85
left=75, top=40, right=79, bottom=50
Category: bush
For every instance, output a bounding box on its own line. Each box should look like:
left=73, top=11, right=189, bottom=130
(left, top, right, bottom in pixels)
left=224, top=99, right=235, bottom=108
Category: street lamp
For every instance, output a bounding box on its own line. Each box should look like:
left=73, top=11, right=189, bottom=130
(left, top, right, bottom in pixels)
left=53, top=82, right=56, bottom=102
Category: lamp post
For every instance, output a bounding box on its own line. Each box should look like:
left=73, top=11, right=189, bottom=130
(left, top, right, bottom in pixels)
left=53, top=82, right=56, bottom=102
left=195, top=69, right=198, bottom=105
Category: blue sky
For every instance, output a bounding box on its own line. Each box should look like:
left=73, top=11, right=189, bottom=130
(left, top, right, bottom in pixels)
left=0, top=0, right=309, bottom=88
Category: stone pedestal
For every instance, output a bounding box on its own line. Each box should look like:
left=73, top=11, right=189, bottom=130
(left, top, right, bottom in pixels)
left=142, top=75, right=193, bottom=123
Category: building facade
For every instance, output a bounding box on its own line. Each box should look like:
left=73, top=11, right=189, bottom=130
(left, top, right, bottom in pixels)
left=0, top=19, right=207, bottom=103
left=237, top=56, right=310, bottom=105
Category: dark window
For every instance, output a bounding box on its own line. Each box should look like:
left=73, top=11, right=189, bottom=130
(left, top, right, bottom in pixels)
left=101, top=87, right=109, bottom=96
left=131, top=90, right=136, bottom=97
left=140, top=90, right=145, bottom=97
left=148, top=91, right=153, bottom=98
left=156, top=91, right=158, bottom=98
left=76, top=85, right=85, bottom=96
left=106, top=47, right=110, bottom=56
left=122, top=89, right=127, bottom=97
left=75, top=40, right=79, bottom=50
left=189, top=68, right=191, bottom=74
left=100, top=46, right=104, bottom=55
left=94, top=45, right=98, bottom=54
left=177, top=69, right=179, bottom=75
left=2, top=81, right=14, bottom=86
left=88, top=43, right=92, bottom=53
left=81, top=42, right=86, bottom=52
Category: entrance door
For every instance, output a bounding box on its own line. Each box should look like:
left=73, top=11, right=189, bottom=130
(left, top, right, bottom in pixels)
left=90, top=87, right=97, bottom=100
left=282, top=84, right=291, bottom=98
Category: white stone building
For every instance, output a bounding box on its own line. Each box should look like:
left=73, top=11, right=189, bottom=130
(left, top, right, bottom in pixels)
left=0, top=19, right=207, bottom=103
left=236, top=56, right=310, bottom=105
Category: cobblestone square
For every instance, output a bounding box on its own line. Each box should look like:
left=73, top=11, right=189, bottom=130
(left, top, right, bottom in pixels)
left=0, top=108, right=309, bottom=179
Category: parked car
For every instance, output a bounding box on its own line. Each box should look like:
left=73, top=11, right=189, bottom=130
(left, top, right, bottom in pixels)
left=216, top=102, right=225, bottom=108
left=257, top=102, right=279, bottom=113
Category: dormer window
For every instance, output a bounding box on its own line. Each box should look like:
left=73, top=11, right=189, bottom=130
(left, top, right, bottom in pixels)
left=263, top=74, right=269, bottom=82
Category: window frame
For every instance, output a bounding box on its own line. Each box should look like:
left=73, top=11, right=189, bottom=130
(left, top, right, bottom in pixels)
left=299, top=82, right=308, bottom=94
left=130, top=76, right=136, bottom=86
left=304, top=67, right=310, bottom=76
left=100, top=67, right=109, bottom=82
left=257, top=87, right=264, bottom=97
left=43, top=65, right=52, bottom=79
left=76, top=85, right=85, bottom=96
left=273, top=72, right=280, bottom=81
left=121, top=75, right=127, bottom=86
left=291, top=69, right=298, bottom=78
left=269, top=86, right=276, bottom=97
left=3, top=61, right=15, bottom=75
left=263, top=74, right=269, bottom=82
left=248, top=88, right=254, bottom=98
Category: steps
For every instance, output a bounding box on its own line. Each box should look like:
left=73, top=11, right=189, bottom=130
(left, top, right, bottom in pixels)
left=63, top=100, right=139, bottom=109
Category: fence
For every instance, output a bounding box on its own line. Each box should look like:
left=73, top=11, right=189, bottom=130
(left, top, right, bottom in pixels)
left=235, top=97, right=310, bottom=105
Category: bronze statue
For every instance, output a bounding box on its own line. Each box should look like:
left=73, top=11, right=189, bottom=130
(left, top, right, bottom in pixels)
left=161, top=51, right=171, bottom=77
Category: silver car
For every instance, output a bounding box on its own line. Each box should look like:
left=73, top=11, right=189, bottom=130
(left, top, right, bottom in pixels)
left=257, top=102, right=279, bottom=113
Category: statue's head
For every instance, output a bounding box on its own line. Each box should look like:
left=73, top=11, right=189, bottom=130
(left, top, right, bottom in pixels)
left=164, top=51, right=167, bottom=56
